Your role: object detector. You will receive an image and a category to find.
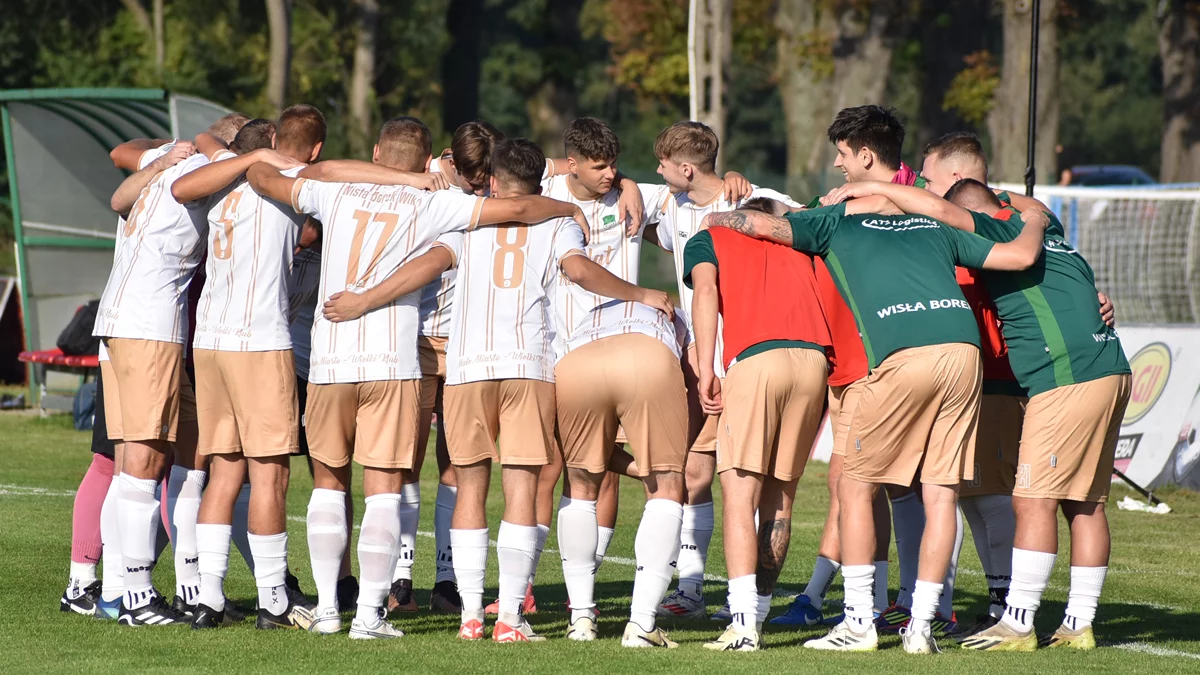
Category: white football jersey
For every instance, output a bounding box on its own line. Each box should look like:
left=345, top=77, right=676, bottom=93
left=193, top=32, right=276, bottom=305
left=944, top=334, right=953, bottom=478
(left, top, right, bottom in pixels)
left=541, top=175, right=677, bottom=360
left=94, top=148, right=214, bottom=344
left=192, top=166, right=306, bottom=352
left=656, top=186, right=800, bottom=375
left=288, top=247, right=322, bottom=381
left=291, top=178, right=484, bottom=384
left=444, top=217, right=585, bottom=385
left=418, top=156, right=458, bottom=338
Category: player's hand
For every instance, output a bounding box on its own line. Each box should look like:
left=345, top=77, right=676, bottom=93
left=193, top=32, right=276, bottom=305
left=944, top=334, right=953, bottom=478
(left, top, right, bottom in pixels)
left=415, top=172, right=452, bottom=192
left=722, top=171, right=752, bottom=202
left=1099, top=291, right=1116, bottom=327
left=255, top=149, right=305, bottom=172
left=161, top=141, right=196, bottom=167
left=322, top=291, right=369, bottom=323
left=820, top=182, right=868, bottom=206
left=571, top=206, right=592, bottom=244
left=1020, top=209, right=1050, bottom=233
left=638, top=288, right=674, bottom=320
left=617, top=177, right=645, bottom=237
left=700, top=371, right=723, bottom=415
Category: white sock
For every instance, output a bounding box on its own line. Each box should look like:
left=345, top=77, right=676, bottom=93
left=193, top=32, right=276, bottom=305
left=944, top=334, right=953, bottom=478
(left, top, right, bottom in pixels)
left=937, top=507, right=964, bottom=617
left=1064, top=566, right=1107, bottom=630
left=909, top=579, right=943, bottom=635
left=434, top=485, right=457, bottom=584
left=357, top=493, right=402, bottom=623
left=196, top=523, right=231, bottom=611
left=980, top=494, right=1015, bottom=616
left=100, top=479, right=123, bottom=602
left=532, top=521, right=549, bottom=583
left=890, top=493, right=925, bottom=608
left=756, top=593, right=772, bottom=628
left=630, top=499, right=683, bottom=632
left=170, top=467, right=205, bottom=604
left=248, top=532, right=289, bottom=616
left=803, top=555, right=841, bottom=608
left=678, top=501, right=714, bottom=599
left=728, top=574, right=758, bottom=630
left=873, top=560, right=889, bottom=613
left=496, top=521, right=538, bottom=622
left=842, top=564, right=875, bottom=632
left=117, top=473, right=161, bottom=609
left=558, top=497, right=598, bottom=620
left=595, top=526, right=615, bottom=572
left=307, top=488, right=348, bottom=612
left=393, top=483, right=420, bottom=583
left=69, top=561, right=98, bottom=595
left=232, top=483, right=254, bottom=574
left=451, top=528, right=489, bottom=617
left=1002, top=548, right=1057, bottom=632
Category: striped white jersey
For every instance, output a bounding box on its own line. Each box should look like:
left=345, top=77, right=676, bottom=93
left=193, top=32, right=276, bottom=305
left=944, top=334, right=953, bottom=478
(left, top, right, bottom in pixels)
left=541, top=175, right=677, bottom=360
left=192, top=166, right=306, bottom=352
left=444, top=217, right=586, bottom=385
left=288, top=247, right=322, bottom=381
left=656, top=186, right=800, bottom=375
left=418, top=156, right=458, bottom=338
left=291, top=178, right=484, bottom=384
left=93, top=147, right=213, bottom=344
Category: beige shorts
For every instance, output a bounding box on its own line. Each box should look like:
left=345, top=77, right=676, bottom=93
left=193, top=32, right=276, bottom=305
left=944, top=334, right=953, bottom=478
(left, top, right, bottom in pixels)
left=444, top=379, right=556, bottom=466
left=418, top=335, right=448, bottom=412
left=683, top=344, right=718, bottom=453
left=961, top=394, right=1026, bottom=497
left=195, top=349, right=298, bottom=457
left=1015, top=374, right=1132, bottom=503
left=101, top=338, right=197, bottom=442
left=716, top=348, right=827, bottom=481
left=845, top=343, right=983, bottom=487
left=828, top=377, right=866, bottom=458
left=305, top=379, right=421, bottom=469
left=556, top=334, right=687, bottom=476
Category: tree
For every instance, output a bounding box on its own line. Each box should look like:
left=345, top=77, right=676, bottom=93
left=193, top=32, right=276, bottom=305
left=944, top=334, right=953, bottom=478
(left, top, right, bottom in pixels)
left=350, top=0, right=379, bottom=157
left=1158, top=0, right=1200, bottom=182
left=987, top=0, right=1059, bottom=184
left=775, top=0, right=836, bottom=197
left=690, top=0, right=732, bottom=171
left=153, top=0, right=164, bottom=75
left=265, top=0, right=293, bottom=116
left=442, top=0, right=484, bottom=134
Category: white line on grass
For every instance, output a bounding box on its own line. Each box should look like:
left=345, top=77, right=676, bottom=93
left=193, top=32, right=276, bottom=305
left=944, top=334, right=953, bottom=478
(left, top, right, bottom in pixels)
left=0, top=484, right=79, bottom=497
left=1111, top=642, right=1200, bottom=660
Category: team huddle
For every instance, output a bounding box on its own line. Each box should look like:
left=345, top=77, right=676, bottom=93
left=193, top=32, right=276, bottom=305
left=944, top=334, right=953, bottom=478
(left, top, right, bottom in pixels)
left=60, top=103, right=1131, bottom=655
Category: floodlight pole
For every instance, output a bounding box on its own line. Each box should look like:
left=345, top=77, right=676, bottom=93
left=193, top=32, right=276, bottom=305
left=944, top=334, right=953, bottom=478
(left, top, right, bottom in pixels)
left=1024, top=0, right=1040, bottom=197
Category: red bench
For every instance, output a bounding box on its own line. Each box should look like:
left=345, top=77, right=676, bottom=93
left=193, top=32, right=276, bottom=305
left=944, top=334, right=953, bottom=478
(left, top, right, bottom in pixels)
left=18, top=348, right=99, bottom=413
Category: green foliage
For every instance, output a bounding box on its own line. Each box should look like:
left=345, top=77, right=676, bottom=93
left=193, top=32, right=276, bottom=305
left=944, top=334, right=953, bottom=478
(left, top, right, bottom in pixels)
left=943, top=51, right=1001, bottom=126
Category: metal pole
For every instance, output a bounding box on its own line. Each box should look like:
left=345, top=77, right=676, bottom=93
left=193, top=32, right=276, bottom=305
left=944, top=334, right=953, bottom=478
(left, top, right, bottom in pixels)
left=1024, top=0, right=1041, bottom=196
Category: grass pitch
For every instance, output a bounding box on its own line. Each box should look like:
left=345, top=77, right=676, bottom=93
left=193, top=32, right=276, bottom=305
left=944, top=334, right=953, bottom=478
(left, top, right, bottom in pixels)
left=2, top=411, right=1199, bottom=674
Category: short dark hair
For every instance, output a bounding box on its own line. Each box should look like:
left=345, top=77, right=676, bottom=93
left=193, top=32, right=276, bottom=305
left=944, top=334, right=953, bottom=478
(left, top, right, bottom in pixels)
left=924, top=131, right=989, bottom=174
left=654, top=121, right=719, bottom=173
left=376, top=116, right=432, bottom=172
left=827, top=105, right=905, bottom=171
left=564, top=117, right=620, bottom=162
left=943, top=178, right=1002, bottom=211
left=452, top=121, right=506, bottom=192
left=740, top=196, right=789, bottom=217
left=276, top=104, right=327, bottom=156
left=229, top=118, right=275, bottom=154
left=491, top=138, right=546, bottom=195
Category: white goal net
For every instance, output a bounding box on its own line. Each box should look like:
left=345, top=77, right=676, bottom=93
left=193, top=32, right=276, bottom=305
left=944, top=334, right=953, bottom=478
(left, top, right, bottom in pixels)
left=995, top=184, right=1200, bottom=325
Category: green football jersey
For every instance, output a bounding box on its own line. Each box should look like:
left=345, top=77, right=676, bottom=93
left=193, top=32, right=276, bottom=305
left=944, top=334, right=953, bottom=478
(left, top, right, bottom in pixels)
left=786, top=203, right=994, bottom=369
left=970, top=209, right=1131, bottom=397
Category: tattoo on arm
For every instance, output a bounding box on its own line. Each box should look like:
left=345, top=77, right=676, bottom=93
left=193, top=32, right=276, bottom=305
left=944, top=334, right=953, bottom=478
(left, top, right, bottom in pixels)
left=707, top=210, right=752, bottom=235
left=707, top=210, right=792, bottom=245
left=755, top=518, right=792, bottom=596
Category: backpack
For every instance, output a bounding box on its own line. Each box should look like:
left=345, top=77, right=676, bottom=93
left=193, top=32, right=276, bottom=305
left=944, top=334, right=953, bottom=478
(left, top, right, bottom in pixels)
left=57, top=300, right=101, bottom=356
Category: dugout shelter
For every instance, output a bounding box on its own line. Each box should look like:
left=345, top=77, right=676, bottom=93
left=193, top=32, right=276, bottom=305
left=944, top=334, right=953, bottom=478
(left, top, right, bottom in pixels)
left=1, top=88, right=231, bottom=404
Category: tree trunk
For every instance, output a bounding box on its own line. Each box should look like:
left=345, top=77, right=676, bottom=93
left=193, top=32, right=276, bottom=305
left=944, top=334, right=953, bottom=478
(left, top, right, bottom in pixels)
left=1159, top=1, right=1200, bottom=182
left=691, top=0, right=733, bottom=172
left=776, top=0, right=837, bottom=198
left=265, top=0, right=293, bottom=117
left=120, top=0, right=152, bottom=36
left=152, top=0, right=164, bottom=76
left=987, top=0, right=1059, bottom=185
left=913, top=0, right=991, bottom=153
left=442, top=0, right=484, bottom=135
left=526, top=0, right=582, bottom=155
left=350, top=0, right=379, bottom=158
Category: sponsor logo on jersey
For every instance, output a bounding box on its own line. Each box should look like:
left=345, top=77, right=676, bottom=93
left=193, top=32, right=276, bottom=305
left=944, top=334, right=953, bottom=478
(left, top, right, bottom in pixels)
left=875, top=298, right=972, bottom=318
left=1124, top=342, right=1171, bottom=424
